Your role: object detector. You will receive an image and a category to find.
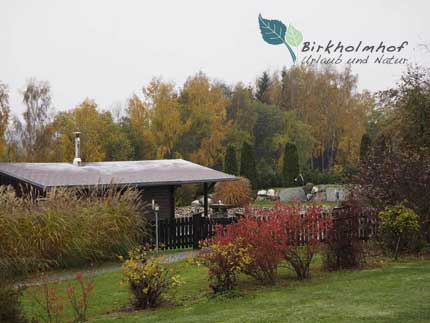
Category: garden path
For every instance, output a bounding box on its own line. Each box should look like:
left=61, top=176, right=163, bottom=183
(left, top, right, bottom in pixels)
left=19, top=250, right=198, bottom=287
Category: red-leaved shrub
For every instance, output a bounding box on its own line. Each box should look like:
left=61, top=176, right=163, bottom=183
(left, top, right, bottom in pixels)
left=230, top=215, right=284, bottom=284
left=202, top=203, right=332, bottom=287
left=258, top=204, right=332, bottom=279
left=205, top=212, right=280, bottom=284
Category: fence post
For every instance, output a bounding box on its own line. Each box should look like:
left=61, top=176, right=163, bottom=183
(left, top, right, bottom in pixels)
left=193, top=213, right=202, bottom=249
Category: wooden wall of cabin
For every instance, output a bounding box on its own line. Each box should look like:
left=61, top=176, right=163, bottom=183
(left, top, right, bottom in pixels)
left=0, top=172, right=176, bottom=220
left=0, top=172, right=45, bottom=197
left=140, top=185, right=175, bottom=220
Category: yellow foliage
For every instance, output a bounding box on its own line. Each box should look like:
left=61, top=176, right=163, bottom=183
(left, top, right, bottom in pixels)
left=121, top=247, right=182, bottom=309
left=198, top=242, right=251, bottom=293
left=50, top=100, right=110, bottom=162
left=181, top=73, right=230, bottom=167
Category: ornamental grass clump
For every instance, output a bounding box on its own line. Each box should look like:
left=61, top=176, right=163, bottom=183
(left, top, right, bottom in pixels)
left=121, top=247, right=182, bottom=309
left=213, top=177, right=253, bottom=207
left=0, top=185, right=148, bottom=278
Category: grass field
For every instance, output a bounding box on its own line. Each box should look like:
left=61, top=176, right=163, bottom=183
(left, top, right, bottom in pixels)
left=22, top=257, right=430, bottom=322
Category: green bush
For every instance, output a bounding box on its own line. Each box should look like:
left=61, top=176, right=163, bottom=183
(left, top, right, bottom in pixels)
left=303, top=168, right=332, bottom=185
left=302, top=165, right=357, bottom=185
left=0, top=186, right=148, bottom=278
left=256, top=159, right=278, bottom=189
left=379, top=201, right=420, bottom=259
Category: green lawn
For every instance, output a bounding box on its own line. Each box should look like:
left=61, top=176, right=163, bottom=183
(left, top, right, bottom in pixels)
left=22, top=257, right=430, bottom=322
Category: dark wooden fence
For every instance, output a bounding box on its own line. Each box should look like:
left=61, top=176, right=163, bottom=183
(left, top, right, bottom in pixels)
left=150, top=214, right=236, bottom=250
left=150, top=207, right=379, bottom=250
left=332, top=207, right=379, bottom=241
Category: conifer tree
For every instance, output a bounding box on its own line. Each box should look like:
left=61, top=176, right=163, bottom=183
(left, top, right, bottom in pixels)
left=240, top=142, right=257, bottom=189
left=223, top=144, right=238, bottom=175
left=282, top=143, right=299, bottom=187
left=255, top=71, right=271, bottom=104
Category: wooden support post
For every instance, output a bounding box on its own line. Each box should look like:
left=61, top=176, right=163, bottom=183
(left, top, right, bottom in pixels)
left=170, top=186, right=176, bottom=219
left=193, top=212, right=202, bottom=249
left=203, top=182, right=209, bottom=218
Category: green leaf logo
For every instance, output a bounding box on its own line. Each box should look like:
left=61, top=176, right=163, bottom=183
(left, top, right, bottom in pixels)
left=258, top=14, right=303, bottom=63
left=285, top=24, right=303, bottom=47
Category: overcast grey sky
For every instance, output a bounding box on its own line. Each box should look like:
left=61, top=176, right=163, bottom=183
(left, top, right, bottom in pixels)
left=1, top=0, right=430, bottom=115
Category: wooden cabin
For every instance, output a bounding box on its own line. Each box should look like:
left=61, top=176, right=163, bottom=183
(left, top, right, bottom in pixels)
left=0, top=159, right=236, bottom=220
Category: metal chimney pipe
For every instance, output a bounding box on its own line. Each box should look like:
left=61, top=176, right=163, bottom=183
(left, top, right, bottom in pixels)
left=73, top=132, right=82, bottom=166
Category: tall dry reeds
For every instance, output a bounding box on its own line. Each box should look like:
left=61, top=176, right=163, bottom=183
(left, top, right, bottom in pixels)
left=0, top=185, right=148, bottom=279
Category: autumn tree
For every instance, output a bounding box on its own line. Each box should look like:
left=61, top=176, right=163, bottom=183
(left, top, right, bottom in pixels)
left=225, top=83, right=257, bottom=149
left=144, top=79, right=184, bottom=159
left=101, top=114, right=134, bottom=161
left=336, top=90, right=374, bottom=166
left=0, top=82, right=10, bottom=160
left=19, top=79, right=53, bottom=161
left=123, top=94, right=154, bottom=160
left=279, top=65, right=370, bottom=171
left=178, top=73, right=230, bottom=167
left=50, top=99, right=119, bottom=162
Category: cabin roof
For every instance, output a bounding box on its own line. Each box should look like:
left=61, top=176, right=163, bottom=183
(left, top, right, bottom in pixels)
left=0, top=159, right=237, bottom=189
